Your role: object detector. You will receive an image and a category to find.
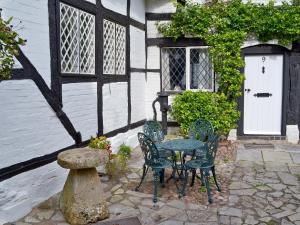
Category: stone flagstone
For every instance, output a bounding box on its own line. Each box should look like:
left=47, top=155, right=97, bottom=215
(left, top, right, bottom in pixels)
left=278, top=172, right=299, bottom=186
left=262, top=151, right=293, bottom=163
left=291, top=153, right=300, bottom=164
left=236, top=149, right=263, bottom=162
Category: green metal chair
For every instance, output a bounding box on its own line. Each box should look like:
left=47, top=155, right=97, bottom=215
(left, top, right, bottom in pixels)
left=182, top=134, right=221, bottom=203
left=184, top=119, right=214, bottom=185
left=135, top=132, right=177, bottom=203
left=188, top=119, right=214, bottom=142
left=143, top=120, right=165, bottom=143
left=144, top=120, right=173, bottom=184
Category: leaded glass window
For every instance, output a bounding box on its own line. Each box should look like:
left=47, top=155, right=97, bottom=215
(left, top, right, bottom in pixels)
left=103, top=19, right=126, bottom=75
left=190, top=48, right=213, bottom=90
left=162, top=48, right=186, bottom=91
left=161, top=47, right=214, bottom=91
left=60, top=3, right=95, bottom=74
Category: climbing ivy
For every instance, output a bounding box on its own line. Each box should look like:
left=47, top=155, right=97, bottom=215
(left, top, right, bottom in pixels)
left=0, top=14, right=25, bottom=80
left=158, top=0, right=300, bottom=100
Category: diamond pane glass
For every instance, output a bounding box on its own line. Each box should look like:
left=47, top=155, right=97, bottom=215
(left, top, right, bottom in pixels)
left=190, top=48, right=213, bottom=90
left=80, top=11, right=95, bottom=74
left=115, top=24, right=126, bottom=75
left=162, top=48, right=186, bottom=91
left=60, top=3, right=79, bottom=73
left=103, top=19, right=115, bottom=74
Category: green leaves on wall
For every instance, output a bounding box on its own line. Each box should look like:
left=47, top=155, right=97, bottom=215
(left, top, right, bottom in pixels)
left=158, top=0, right=300, bottom=100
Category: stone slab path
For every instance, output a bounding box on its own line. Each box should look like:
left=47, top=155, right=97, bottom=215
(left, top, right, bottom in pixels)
left=9, top=143, right=300, bottom=225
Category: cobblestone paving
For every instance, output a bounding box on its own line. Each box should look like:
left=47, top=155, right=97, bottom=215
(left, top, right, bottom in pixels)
left=10, top=143, right=300, bottom=225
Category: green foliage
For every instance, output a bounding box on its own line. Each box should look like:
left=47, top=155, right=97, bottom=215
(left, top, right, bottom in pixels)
left=89, top=136, right=111, bottom=151
left=171, top=91, right=240, bottom=136
left=0, top=15, right=25, bottom=80
left=105, top=154, right=129, bottom=179
left=293, top=0, right=300, bottom=5
left=118, top=144, right=132, bottom=159
left=89, top=137, right=133, bottom=178
left=158, top=0, right=300, bottom=100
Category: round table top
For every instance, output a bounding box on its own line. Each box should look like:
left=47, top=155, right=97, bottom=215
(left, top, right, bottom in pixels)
left=57, top=148, right=106, bottom=169
left=157, top=139, right=205, bottom=152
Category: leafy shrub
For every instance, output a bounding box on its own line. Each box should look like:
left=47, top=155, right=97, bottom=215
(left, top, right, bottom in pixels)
left=0, top=15, right=26, bottom=80
left=118, top=144, right=132, bottom=159
left=89, top=137, right=132, bottom=178
left=171, top=91, right=239, bottom=136
left=89, top=136, right=111, bottom=152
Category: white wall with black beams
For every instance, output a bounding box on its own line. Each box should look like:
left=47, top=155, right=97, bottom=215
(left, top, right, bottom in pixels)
left=0, top=0, right=74, bottom=223
left=0, top=0, right=147, bottom=223
left=145, top=0, right=175, bottom=120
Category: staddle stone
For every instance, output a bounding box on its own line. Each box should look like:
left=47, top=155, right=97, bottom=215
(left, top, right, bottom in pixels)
left=58, top=148, right=106, bottom=169
left=58, top=148, right=109, bottom=225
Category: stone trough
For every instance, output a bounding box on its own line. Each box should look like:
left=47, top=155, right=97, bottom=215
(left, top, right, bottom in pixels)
left=57, top=148, right=109, bottom=225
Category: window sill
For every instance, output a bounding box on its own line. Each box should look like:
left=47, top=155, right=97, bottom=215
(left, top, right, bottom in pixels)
left=163, top=89, right=214, bottom=95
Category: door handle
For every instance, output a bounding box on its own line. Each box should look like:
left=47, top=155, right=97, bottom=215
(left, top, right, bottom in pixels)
left=244, top=88, right=251, bottom=93
left=254, top=93, right=272, bottom=97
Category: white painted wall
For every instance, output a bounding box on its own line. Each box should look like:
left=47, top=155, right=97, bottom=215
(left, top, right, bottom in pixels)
left=147, top=46, right=161, bottom=69
left=85, top=0, right=96, bottom=4
left=0, top=162, right=68, bottom=224
left=109, top=126, right=143, bottom=153
left=101, top=0, right=127, bottom=15
left=130, top=0, right=146, bottom=23
left=130, top=26, right=146, bottom=69
left=1, top=0, right=51, bottom=87
left=0, top=79, right=73, bottom=224
left=147, top=20, right=165, bottom=38
left=286, top=125, right=299, bottom=144
left=145, top=46, right=161, bottom=119
left=146, top=0, right=176, bottom=13
left=242, top=38, right=292, bottom=50
left=103, top=82, right=128, bottom=133
left=62, top=83, right=98, bottom=141
left=0, top=0, right=149, bottom=224
left=146, top=72, right=161, bottom=120
left=0, top=80, right=74, bottom=168
left=131, top=73, right=146, bottom=123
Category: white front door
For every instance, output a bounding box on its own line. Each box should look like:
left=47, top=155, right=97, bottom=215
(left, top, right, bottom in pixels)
left=243, top=55, right=283, bottom=135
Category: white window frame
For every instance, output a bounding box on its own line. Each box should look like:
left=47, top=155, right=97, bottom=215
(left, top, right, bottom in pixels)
left=161, top=46, right=214, bottom=92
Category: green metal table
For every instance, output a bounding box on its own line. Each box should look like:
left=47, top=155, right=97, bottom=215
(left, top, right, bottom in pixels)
left=157, top=139, right=205, bottom=180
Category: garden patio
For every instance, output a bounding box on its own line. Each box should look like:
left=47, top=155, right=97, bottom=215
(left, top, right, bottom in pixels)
left=1, top=0, right=300, bottom=224
left=9, top=140, right=300, bottom=225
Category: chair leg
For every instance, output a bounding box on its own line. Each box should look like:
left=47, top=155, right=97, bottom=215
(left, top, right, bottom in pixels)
left=211, top=166, right=221, bottom=192
left=153, top=169, right=160, bottom=203
left=135, top=164, right=149, bottom=191
left=204, top=169, right=213, bottom=204
left=200, top=169, right=205, bottom=186
left=190, top=169, right=196, bottom=187
left=182, top=153, right=186, bottom=164
left=181, top=169, right=189, bottom=197
left=159, top=169, right=165, bottom=187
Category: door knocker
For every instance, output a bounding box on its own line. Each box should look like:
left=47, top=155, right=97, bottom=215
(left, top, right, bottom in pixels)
left=262, top=56, right=266, bottom=74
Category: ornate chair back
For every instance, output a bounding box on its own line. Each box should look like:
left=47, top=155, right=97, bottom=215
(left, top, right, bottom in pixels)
left=137, top=132, right=160, bottom=165
left=204, top=134, right=220, bottom=165
left=188, top=119, right=214, bottom=142
left=143, top=120, right=164, bottom=143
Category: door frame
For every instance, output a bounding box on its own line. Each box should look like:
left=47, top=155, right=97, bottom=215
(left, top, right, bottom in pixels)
left=237, top=44, right=290, bottom=137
